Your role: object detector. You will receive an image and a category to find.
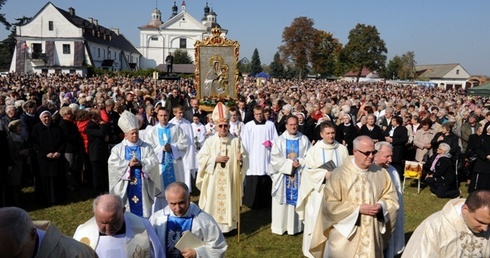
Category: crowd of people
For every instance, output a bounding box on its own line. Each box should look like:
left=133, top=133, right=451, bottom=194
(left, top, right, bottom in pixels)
left=1, top=71, right=490, bottom=257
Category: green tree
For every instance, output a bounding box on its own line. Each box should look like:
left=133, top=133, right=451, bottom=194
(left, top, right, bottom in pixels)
left=381, top=55, right=401, bottom=80
left=250, top=48, right=262, bottom=74
left=173, top=49, right=193, bottom=64
left=0, top=16, right=31, bottom=70
left=279, top=17, right=317, bottom=79
left=310, top=30, right=342, bottom=75
left=269, top=52, right=285, bottom=78
left=398, top=51, right=416, bottom=80
left=237, top=57, right=250, bottom=74
left=0, top=0, right=10, bottom=30
left=341, top=23, right=387, bottom=82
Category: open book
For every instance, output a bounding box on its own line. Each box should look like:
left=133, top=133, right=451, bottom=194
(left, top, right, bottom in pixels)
left=319, top=160, right=337, bottom=171
left=174, top=231, right=204, bottom=251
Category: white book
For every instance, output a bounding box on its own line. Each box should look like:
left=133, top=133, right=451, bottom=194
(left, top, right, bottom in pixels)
left=174, top=231, right=204, bottom=251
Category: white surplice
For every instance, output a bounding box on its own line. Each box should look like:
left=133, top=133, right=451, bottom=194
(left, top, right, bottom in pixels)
left=170, top=117, right=197, bottom=190
left=108, top=139, right=162, bottom=219
left=142, top=123, right=187, bottom=211
left=269, top=131, right=311, bottom=235
left=385, top=165, right=405, bottom=257
left=296, top=140, right=349, bottom=258
left=73, top=212, right=164, bottom=258
left=241, top=120, right=278, bottom=176
left=150, top=202, right=228, bottom=258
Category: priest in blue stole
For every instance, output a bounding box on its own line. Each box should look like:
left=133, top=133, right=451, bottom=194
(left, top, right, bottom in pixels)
left=150, top=182, right=227, bottom=258
left=270, top=115, right=311, bottom=235
left=142, top=107, right=187, bottom=212
left=109, top=111, right=162, bottom=218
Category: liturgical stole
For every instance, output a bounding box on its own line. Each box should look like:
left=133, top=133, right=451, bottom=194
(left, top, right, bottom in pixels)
left=125, top=146, right=143, bottom=217
left=285, top=138, right=300, bottom=205
left=158, top=127, right=176, bottom=190
left=166, top=215, right=194, bottom=258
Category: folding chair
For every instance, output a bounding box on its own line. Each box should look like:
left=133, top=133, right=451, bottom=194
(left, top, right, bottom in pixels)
left=402, top=161, right=423, bottom=193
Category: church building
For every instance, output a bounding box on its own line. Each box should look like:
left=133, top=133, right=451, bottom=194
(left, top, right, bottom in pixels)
left=138, top=1, right=227, bottom=69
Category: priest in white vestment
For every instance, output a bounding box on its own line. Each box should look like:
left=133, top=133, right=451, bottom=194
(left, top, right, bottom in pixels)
left=169, top=105, right=197, bottom=191
left=402, top=190, right=490, bottom=257
left=108, top=111, right=161, bottom=219
left=196, top=103, right=248, bottom=233
left=241, top=105, right=278, bottom=209
left=296, top=121, right=348, bottom=258
left=270, top=115, right=311, bottom=235
left=73, top=194, right=164, bottom=258
left=310, top=135, right=399, bottom=258
left=374, top=142, right=405, bottom=258
left=143, top=107, right=187, bottom=212
left=150, top=182, right=227, bottom=258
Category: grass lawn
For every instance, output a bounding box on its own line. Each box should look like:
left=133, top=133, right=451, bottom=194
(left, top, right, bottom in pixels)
left=20, top=180, right=465, bottom=257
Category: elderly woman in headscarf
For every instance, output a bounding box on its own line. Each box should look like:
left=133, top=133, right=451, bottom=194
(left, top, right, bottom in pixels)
left=31, top=110, right=66, bottom=205
left=424, top=143, right=460, bottom=198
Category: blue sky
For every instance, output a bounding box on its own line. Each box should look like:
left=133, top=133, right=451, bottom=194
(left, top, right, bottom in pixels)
left=2, top=0, right=489, bottom=76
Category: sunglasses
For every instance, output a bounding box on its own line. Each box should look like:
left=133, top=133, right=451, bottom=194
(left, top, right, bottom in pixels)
left=217, top=124, right=229, bottom=128
left=356, top=149, right=378, bottom=156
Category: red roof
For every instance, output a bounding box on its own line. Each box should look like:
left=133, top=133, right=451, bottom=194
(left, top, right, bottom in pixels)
left=344, top=67, right=372, bottom=77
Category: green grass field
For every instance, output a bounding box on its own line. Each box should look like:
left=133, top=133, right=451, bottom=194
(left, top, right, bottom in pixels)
left=21, top=180, right=461, bottom=258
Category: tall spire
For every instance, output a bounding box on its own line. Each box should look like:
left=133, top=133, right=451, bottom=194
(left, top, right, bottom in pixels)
left=170, top=1, right=178, bottom=18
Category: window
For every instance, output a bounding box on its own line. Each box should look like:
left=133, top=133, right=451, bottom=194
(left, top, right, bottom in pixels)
left=108, top=50, right=111, bottom=59
left=456, top=69, right=460, bottom=75
left=151, top=36, right=158, bottom=41
left=48, top=21, right=53, bottom=31
left=103, top=49, right=105, bottom=58
left=62, top=44, right=70, bottom=54
left=98, top=48, right=100, bottom=57
left=32, top=43, right=42, bottom=53
left=180, top=38, right=186, bottom=49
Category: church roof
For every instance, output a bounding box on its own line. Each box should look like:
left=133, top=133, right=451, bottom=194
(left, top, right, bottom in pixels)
left=42, top=3, right=140, bottom=54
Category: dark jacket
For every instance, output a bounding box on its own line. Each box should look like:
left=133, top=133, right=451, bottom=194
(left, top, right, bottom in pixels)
left=86, top=120, right=108, bottom=162
left=473, top=134, right=490, bottom=174
left=385, top=125, right=408, bottom=163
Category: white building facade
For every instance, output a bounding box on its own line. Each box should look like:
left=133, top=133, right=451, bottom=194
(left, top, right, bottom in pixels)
left=138, top=1, right=227, bottom=69
left=9, top=2, right=141, bottom=76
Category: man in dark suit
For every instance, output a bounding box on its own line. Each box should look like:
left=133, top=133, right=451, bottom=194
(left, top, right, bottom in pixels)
left=384, top=115, right=408, bottom=179
left=238, top=98, right=253, bottom=124
left=184, top=98, right=207, bottom=125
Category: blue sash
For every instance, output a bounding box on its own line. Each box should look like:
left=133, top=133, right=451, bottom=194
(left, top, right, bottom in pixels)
left=158, top=127, right=176, bottom=190
left=166, top=215, right=194, bottom=258
left=285, top=138, right=300, bottom=205
left=125, top=146, right=143, bottom=217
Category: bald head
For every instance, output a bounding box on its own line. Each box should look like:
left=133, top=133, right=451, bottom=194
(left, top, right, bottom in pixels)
left=0, top=207, right=37, bottom=257
left=93, top=194, right=125, bottom=235
left=93, top=194, right=124, bottom=213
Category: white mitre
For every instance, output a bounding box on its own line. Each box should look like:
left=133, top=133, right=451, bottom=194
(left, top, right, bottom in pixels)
left=118, top=110, right=139, bottom=133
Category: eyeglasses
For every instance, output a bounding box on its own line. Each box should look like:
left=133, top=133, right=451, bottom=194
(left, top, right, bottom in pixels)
left=356, top=149, right=378, bottom=156
left=217, top=124, right=229, bottom=128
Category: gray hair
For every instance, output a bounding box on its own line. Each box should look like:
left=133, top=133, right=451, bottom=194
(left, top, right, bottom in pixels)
left=165, top=182, right=190, bottom=200
left=93, top=194, right=124, bottom=213
left=438, top=143, right=451, bottom=154
left=353, top=135, right=374, bottom=149
left=0, top=207, right=33, bottom=245
left=375, top=141, right=393, bottom=152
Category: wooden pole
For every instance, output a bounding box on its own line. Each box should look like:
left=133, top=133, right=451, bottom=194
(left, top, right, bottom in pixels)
left=237, top=131, right=242, bottom=243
